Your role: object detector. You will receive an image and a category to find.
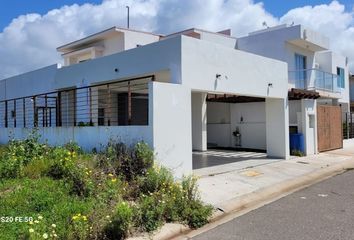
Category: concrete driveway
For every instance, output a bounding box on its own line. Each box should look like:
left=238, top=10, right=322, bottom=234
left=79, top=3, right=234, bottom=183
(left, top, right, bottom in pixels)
left=193, top=149, right=281, bottom=177
left=196, top=140, right=354, bottom=207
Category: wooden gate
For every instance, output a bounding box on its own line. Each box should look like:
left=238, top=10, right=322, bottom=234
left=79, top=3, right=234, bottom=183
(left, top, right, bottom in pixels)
left=317, top=105, right=343, bottom=152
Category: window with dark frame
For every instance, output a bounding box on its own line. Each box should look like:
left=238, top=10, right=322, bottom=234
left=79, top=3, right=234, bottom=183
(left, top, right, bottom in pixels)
left=337, top=67, right=345, bottom=88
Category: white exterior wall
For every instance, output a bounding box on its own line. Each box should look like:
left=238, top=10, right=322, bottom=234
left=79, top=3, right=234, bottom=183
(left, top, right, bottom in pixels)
left=230, top=102, right=266, bottom=150
left=207, top=102, right=231, bottom=148
left=198, top=31, right=236, bottom=48
left=181, top=36, right=288, bottom=98
left=266, top=98, right=290, bottom=159
left=123, top=31, right=160, bottom=50
left=191, top=92, right=207, bottom=151
left=316, top=51, right=350, bottom=110
left=102, top=33, right=125, bottom=56
left=150, top=82, right=192, bottom=178
left=289, top=100, right=301, bottom=127
left=300, top=99, right=317, bottom=155
left=62, top=30, right=160, bottom=66
left=54, top=36, right=182, bottom=89
left=0, top=64, right=58, bottom=100
left=237, top=27, right=317, bottom=86
left=237, top=25, right=303, bottom=64
left=207, top=102, right=266, bottom=150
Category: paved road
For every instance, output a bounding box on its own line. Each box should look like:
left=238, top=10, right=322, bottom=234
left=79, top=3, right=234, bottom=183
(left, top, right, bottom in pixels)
left=193, top=170, right=354, bottom=240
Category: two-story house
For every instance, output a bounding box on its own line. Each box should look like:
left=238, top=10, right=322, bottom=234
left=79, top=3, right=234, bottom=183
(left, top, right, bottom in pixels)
left=237, top=24, right=349, bottom=154
left=0, top=25, right=349, bottom=177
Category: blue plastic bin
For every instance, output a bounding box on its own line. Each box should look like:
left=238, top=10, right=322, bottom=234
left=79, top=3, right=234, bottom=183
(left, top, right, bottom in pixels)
left=289, top=133, right=305, bottom=154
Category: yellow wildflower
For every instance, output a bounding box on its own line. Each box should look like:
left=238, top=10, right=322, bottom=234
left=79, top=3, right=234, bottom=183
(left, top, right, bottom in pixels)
left=29, top=228, right=34, bottom=233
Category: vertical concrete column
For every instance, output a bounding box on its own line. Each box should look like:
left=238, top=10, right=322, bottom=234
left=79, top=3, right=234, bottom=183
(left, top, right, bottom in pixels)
left=191, top=92, right=207, bottom=151
left=266, top=98, right=290, bottom=159
left=150, top=82, right=192, bottom=178
left=301, top=99, right=317, bottom=155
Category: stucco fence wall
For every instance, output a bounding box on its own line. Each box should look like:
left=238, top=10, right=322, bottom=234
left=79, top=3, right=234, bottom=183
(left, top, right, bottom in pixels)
left=0, top=126, right=152, bottom=152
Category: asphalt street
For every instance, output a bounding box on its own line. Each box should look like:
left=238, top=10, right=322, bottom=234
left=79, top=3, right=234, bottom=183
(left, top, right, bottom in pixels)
left=193, top=170, right=354, bottom=240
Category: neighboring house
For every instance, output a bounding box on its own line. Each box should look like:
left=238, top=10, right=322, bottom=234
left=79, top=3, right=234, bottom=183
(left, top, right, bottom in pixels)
left=0, top=24, right=349, bottom=177
left=350, top=74, right=354, bottom=112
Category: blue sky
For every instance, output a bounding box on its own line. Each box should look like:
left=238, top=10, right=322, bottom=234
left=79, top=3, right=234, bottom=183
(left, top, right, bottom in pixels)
left=1, top=0, right=353, bottom=31
left=0, top=0, right=102, bottom=31
left=256, top=0, right=353, bottom=16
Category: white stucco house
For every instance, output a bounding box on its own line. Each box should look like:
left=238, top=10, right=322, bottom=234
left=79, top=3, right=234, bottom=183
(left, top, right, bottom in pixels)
left=0, top=24, right=349, bottom=177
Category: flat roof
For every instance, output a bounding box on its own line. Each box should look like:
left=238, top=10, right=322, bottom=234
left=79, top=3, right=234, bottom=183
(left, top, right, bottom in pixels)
left=57, top=26, right=163, bottom=53
left=163, top=27, right=236, bottom=40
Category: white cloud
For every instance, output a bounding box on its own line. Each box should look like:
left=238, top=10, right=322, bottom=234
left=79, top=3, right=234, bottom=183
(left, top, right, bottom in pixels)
left=0, top=0, right=158, bottom=78
left=0, top=0, right=353, bottom=79
left=280, top=1, right=354, bottom=71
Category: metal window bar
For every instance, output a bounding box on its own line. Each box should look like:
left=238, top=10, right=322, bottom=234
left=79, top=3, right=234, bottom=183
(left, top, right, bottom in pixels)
left=0, top=76, right=153, bottom=129
left=343, top=112, right=354, bottom=139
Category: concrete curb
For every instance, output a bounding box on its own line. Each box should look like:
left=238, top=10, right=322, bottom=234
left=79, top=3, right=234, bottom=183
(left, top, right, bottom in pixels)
left=169, top=157, right=354, bottom=240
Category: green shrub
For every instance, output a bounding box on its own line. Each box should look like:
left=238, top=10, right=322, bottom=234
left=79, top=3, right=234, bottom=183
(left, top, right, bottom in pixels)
left=139, top=165, right=174, bottom=194
left=181, top=175, right=200, bottom=201
left=68, top=213, right=90, bottom=240
left=97, top=141, right=154, bottom=181
left=0, top=139, right=213, bottom=239
left=183, top=200, right=213, bottom=229
left=134, top=142, right=154, bottom=173
left=23, top=157, right=50, bottom=179
left=179, top=176, right=213, bottom=228
left=105, top=202, right=133, bottom=239
left=136, top=194, right=165, bottom=232
left=64, top=141, right=84, bottom=154
left=47, top=147, right=93, bottom=197
left=0, top=131, right=47, bottom=179
left=95, top=172, right=123, bottom=204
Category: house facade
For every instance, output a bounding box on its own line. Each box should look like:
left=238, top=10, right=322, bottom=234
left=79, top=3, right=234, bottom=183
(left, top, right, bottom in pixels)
left=0, top=25, right=349, bottom=177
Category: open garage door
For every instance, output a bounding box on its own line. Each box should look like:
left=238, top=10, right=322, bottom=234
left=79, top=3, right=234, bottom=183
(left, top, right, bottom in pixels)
left=317, top=105, right=343, bottom=152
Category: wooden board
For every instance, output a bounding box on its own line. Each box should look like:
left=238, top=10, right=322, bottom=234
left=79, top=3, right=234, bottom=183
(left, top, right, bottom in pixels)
left=317, top=105, right=343, bottom=152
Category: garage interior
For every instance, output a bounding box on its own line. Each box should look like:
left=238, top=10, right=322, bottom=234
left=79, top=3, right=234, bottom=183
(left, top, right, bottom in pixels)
left=192, top=93, right=270, bottom=170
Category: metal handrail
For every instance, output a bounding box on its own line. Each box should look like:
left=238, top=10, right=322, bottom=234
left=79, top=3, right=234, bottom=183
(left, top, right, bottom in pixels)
left=288, top=68, right=341, bottom=93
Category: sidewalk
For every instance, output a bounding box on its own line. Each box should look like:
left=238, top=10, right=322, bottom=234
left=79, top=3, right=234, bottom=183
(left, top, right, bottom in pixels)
left=130, top=140, right=354, bottom=240
left=197, top=139, right=354, bottom=209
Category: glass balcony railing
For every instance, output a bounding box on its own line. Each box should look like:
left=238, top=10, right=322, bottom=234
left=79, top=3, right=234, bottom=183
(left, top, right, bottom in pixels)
left=288, top=69, right=341, bottom=93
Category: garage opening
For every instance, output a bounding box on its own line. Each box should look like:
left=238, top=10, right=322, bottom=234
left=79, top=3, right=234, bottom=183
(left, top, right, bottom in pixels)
left=192, top=92, right=273, bottom=171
